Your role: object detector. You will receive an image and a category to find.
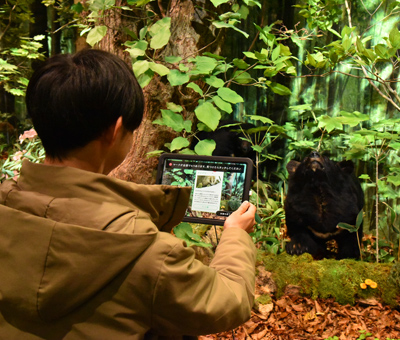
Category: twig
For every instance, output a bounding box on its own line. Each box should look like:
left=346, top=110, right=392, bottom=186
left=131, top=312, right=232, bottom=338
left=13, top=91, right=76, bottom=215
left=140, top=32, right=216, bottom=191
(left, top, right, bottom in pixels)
left=344, top=0, right=352, bottom=28
left=0, top=2, right=17, bottom=42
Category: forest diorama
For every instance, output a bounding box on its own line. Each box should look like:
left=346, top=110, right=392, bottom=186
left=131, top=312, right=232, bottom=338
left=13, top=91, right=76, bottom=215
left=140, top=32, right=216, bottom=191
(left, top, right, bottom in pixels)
left=1, top=0, right=400, bottom=338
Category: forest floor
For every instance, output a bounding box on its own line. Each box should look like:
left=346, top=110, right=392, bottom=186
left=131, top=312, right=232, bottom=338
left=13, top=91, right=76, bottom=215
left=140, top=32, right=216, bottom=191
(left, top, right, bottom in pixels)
left=199, top=294, right=400, bottom=339
left=196, top=231, right=400, bottom=339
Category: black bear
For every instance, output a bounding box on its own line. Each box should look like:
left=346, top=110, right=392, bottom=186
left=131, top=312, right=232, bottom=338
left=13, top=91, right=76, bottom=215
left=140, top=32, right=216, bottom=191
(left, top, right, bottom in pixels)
left=284, top=151, right=364, bottom=259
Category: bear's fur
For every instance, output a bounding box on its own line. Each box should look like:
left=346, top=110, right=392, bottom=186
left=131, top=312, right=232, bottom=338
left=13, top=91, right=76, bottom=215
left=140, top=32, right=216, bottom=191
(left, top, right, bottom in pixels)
left=285, top=151, right=364, bottom=259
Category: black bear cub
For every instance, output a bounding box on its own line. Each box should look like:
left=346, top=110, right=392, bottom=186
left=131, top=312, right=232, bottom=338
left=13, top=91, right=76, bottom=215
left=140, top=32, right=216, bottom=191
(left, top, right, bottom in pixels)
left=285, top=151, right=364, bottom=259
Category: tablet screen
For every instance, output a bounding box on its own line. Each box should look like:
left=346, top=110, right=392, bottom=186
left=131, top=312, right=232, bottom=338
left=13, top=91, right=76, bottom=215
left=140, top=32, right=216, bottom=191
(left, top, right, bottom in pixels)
left=156, top=154, right=253, bottom=225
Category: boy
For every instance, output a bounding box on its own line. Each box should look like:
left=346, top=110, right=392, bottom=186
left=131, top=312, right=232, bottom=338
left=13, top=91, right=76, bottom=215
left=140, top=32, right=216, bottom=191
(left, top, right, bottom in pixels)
left=0, top=49, right=256, bottom=339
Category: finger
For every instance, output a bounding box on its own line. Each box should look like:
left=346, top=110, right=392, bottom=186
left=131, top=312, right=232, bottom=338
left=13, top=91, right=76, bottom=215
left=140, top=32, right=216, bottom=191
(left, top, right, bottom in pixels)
left=245, top=203, right=256, bottom=216
left=235, top=200, right=251, bottom=214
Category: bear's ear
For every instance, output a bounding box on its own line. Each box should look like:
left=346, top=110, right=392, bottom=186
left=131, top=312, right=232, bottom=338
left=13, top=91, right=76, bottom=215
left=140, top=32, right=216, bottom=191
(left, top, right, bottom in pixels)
left=287, top=160, right=300, bottom=176
left=338, top=160, right=354, bottom=174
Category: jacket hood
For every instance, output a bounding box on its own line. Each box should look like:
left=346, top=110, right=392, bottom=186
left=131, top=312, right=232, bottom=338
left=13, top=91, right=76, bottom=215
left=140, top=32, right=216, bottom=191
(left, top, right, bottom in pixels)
left=0, top=161, right=191, bottom=322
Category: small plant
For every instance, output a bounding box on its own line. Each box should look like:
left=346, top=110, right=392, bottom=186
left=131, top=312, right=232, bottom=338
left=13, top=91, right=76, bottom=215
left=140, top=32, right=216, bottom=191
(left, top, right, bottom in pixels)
left=0, top=128, right=45, bottom=182
left=173, top=222, right=212, bottom=248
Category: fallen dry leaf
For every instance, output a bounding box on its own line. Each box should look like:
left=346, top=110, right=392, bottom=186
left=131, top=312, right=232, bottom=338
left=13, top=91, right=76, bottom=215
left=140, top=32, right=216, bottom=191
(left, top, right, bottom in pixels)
left=201, top=296, right=400, bottom=339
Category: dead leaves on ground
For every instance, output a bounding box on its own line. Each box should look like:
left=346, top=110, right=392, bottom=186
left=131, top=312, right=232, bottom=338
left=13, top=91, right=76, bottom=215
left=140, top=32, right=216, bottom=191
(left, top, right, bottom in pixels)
left=199, top=296, right=400, bottom=340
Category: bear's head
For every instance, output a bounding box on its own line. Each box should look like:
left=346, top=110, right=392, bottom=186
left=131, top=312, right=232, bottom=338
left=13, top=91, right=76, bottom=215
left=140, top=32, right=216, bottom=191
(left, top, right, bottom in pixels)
left=287, top=151, right=355, bottom=188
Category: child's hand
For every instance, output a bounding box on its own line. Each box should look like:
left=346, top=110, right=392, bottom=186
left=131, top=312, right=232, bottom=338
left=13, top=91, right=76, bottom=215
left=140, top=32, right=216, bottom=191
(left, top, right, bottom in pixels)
left=224, top=201, right=256, bottom=233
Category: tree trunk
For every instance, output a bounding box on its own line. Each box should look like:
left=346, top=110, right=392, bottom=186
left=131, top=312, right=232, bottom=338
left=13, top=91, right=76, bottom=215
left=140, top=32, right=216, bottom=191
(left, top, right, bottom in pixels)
left=103, top=0, right=221, bottom=184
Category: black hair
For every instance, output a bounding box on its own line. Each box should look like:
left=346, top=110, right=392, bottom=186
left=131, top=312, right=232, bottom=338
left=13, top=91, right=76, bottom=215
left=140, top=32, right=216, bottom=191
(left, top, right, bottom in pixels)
left=26, top=49, right=144, bottom=159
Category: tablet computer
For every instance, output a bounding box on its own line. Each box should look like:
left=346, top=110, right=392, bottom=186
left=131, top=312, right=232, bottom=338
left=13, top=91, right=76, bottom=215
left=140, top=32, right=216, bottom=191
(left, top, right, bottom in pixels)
left=156, top=153, right=253, bottom=225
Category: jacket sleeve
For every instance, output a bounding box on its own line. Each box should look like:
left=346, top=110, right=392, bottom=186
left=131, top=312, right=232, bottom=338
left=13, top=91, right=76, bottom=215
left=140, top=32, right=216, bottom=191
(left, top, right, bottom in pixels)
left=150, top=227, right=256, bottom=336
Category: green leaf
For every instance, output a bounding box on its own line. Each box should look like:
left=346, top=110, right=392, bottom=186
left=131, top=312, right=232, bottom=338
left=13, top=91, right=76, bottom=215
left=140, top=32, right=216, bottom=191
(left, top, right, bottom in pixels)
left=89, top=0, right=115, bottom=11
left=327, top=27, right=341, bottom=38
left=375, top=44, right=389, bottom=59
left=337, top=222, right=359, bottom=233
left=246, top=115, right=274, bottom=125
left=148, top=62, right=170, bottom=76
left=269, top=82, right=291, bottom=96
left=170, top=137, right=190, bottom=152
left=190, top=56, right=218, bottom=75
left=179, top=148, right=196, bottom=155
left=173, top=223, right=212, bottom=247
left=179, top=64, right=189, bottom=72
left=210, top=0, right=230, bottom=6
left=362, top=49, right=376, bottom=62
left=212, top=21, right=250, bottom=38
left=86, top=25, right=107, bottom=46
left=161, top=109, right=185, bottom=132
left=125, top=40, right=148, bottom=58
left=217, top=87, right=244, bottom=103
left=252, top=145, right=263, bottom=153
left=183, top=120, right=192, bottom=132
left=194, top=139, right=216, bottom=156
left=389, top=26, right=400, bottom=49
left=149, top=17, right=171, bottom=49
left=387, top=174, right=400, bottom=186
left=0, top=59, right=18, bottom=71
left=205, top=75, right=224, bottom=88
left=318, top=115, right=343, bottom=133
left=243, top=51, right=257, bottom=59
left=338, top=110, right=370, bottom=127
left=271, top=45, right=280, bottom=61
left=213, top=95, right=233, bottom=113
left=342, top=34, right=351, bottom=52
left=136, top=69, right=153, bottom=88
left=233, top=71, right=252, bottom=84
left=139, top=26, right=148, bottom=40
left=132, top=60, right=150, bottom=77
left=167, top=69, right=190, bottom=86
left=71, top=2, right=83, bottom=13
left=355, top=210, right=363, bottom=228
left=166, top=102, right=183, bottom=112
left=126, top=47, right=146, bottom=58
left=146, top=150, right=164, bottom=158
left=286, top=66, right=296, bottom=75
left=237, top=4, right=250, bottom=19
left=9, top=88, right=25, bottom=96
left=17, top=77, right=29, bottom=86
left=233, top=58, right=250, bottom=69
left=195, top=102, right=221, bottom=130
left=356, top=37, right=365, bottom=54
left=202, top=52, right=226, bottom=60
left=127, top=0, right=152, bottom=6
left=187, top=83, right=204, bottom=96
left=165, top=56, right=182, bottom=63
left=359, top=174, right=370, bottom=180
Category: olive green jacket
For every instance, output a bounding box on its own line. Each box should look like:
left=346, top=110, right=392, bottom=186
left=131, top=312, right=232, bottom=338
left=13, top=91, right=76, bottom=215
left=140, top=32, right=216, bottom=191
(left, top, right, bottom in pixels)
left=0, top=161, right=256, bottom=340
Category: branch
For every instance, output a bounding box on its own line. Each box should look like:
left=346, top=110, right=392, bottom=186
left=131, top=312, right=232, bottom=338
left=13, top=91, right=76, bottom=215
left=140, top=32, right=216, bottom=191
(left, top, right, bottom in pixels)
left=344, top=0, right=352, bottom=28
left=0, top=2, right=17, bottom=42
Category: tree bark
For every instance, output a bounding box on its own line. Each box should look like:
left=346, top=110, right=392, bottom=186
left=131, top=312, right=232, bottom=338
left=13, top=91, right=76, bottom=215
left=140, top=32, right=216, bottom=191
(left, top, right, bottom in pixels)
left=106, top=0, right=218, bottom=184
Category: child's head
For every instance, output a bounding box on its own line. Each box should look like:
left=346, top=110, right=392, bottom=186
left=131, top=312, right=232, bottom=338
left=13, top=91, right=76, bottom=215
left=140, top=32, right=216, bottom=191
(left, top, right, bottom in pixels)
left=26, top=49, right=144, bottom=160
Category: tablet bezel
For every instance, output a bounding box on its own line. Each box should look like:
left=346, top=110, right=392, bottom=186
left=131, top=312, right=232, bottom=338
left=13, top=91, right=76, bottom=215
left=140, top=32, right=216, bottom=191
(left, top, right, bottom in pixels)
left=156, top=153, right=253, bottom=225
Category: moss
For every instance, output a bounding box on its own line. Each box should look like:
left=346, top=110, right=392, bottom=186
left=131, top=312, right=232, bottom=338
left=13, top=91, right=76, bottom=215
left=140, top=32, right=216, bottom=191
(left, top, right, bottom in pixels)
left=261, top=252, right=398, bottom=306
left=255, top=294, right=272, bottom=305
left=389, top=261, right=400, bottom=288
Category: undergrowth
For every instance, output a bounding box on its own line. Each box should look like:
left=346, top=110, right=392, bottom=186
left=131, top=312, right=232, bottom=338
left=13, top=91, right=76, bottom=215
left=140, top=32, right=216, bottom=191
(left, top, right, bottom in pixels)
left=260, top=252, right=399, bottom=306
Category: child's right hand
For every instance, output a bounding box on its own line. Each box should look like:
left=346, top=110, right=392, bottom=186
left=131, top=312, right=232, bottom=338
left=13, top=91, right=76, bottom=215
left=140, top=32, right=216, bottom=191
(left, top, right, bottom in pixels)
left=224, top=201, right=256, bottom=234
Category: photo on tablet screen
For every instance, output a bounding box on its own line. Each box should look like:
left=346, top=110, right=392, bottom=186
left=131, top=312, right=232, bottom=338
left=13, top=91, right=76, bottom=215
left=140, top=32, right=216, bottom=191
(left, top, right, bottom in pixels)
left=156, top=154, right=253, bottom=225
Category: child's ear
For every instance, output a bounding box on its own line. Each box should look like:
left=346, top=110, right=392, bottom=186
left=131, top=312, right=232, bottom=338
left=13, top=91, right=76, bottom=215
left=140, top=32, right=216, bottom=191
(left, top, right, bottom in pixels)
left=103, top=117, right=124, bottom=145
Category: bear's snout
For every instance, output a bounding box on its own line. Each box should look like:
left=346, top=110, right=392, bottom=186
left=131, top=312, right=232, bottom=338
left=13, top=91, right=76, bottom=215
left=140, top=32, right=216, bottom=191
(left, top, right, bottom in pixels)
left=306, top=151, right=324, bottom=171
